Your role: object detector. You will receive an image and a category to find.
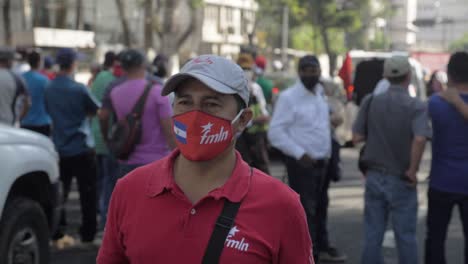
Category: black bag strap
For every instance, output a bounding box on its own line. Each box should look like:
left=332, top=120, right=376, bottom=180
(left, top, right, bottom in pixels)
left=201, top=167, right=252, bottom=264
left=202, top=200, right=241, bottom=264
left=363, top=95, right=374, bottom=137
left=130, top=81, right=153, bottom=119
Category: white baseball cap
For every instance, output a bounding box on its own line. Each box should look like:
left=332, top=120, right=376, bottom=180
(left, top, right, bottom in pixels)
left=383, top=55, right=411, bottom=78
left=161, top=55, right=249, bottom=106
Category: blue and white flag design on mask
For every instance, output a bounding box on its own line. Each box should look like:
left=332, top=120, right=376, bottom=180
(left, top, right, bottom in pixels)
left=174, top=120, right=187, bottom=144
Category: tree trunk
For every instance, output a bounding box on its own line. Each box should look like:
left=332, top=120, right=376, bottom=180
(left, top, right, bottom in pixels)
left=33, top=0, right=50, bottom=27
left=3, top=0, right=12, bottom=45
left=115, top=0, right=131, bottom=47
left=75, top=0, right=82, bottom=30
left=144, top=0, right=154, bottom=52
left=55, top=0, right=68, bottom=28
left=316, top=2, right=336, bottom=76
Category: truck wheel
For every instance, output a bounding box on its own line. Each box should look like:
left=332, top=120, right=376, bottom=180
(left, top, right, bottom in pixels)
left=0, top=198, right=50, bottom=264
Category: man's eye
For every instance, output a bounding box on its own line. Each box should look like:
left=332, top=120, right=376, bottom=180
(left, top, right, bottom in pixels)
left=178, top=100, right=190, bottom=105
left=205, top=102, right=221, bottom=108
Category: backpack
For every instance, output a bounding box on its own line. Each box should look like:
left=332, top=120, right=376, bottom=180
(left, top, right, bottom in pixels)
left=108, top=81, right=153, bottom=160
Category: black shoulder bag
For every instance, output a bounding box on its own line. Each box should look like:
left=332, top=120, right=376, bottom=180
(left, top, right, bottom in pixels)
left=201, top=167, right=252, bottom=264
left=358, top=95, right=374, bottom=175
left=108, top=81, right=153, bottom=160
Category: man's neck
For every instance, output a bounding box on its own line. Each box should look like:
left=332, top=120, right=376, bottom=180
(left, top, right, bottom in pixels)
left=126, top=70, right=146, bottom=80
left=58, top=70, right=72, bottom=77
left=173, top=148, right=237, bottom=204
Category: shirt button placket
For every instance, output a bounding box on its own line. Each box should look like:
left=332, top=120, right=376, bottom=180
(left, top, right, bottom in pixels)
left=190, top=208, right=196, bottom=215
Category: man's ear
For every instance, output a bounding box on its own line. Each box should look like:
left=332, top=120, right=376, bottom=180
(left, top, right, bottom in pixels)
left=236, top=108, right=253, bottom=132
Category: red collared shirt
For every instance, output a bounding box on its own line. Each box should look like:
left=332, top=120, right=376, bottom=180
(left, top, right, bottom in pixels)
left=97, top=150, right=313, bottom=264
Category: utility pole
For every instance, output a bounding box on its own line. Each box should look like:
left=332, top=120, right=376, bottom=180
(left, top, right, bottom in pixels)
left=281, top=5, right=289, bottom=70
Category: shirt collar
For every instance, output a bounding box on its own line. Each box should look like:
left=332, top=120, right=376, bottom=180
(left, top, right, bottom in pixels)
left=145, top=150, right=252, bottom=203
left=388, top=85, right=409, bottom=94
left=295, top=79, right=324, bottom=96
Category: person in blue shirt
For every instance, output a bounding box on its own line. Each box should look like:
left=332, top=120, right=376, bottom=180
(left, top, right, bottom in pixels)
left=425, top=51, right=468, bottom=264
left=45, top=48, right=100, bottom=247
left=21, top=50, right=51, bottom=136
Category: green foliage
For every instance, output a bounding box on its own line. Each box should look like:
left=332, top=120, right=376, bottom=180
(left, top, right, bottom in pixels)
left=450, top=33, right=468, bottom=52
left=190, top=0, right=204, bottom=9
left=290, top=24, right=345, bottom=54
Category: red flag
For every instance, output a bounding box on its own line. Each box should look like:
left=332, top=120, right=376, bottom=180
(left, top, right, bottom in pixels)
left=339, top=52, right=353, bottom=100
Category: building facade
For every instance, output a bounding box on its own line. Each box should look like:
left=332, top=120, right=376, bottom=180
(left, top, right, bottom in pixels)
left=0, top=0, right=258, bottom=58
left=414, top=0, right=468, bottom=51
left=386, top=0, right=418, bottom=51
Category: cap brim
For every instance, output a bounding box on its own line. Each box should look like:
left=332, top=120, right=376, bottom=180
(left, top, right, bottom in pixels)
left=162, top=72, right=236, bottom=96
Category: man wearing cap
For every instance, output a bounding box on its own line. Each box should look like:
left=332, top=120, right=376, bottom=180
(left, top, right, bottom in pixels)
left=45, top=48, right=100, bottom=246
left=269, top=55, right=341, bottom=262
left=40, top=56, right=56, bottom=80
left=255, top=55, right=274, bottom=105
left=353, top=55, right=431, bottom=264
left=236, top=53, right=271, bottom=174
left=101, top=49, right=175, bottom=178
left=20, top=50, right=51, bottom=136
left=97, top=55, right=313, bottom=264
left=0, top=47, right=30, bottom=125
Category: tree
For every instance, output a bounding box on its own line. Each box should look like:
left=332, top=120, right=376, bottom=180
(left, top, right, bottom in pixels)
left=308, top=0, right=362, bottom=75
left=154, top=0, right=203, bottom=56
left=75, top=0, right=83, bottom=30
left=2, top=0, right=12, bottom=45
left=33, top=0, right=50, bottom=27
left=144, top=0, right=154, bottom=51
left=115, top=0, right=132, bottom=47
left=55, top=0, right=68, bottom=28
left=450, top=33, right=468, bottom=52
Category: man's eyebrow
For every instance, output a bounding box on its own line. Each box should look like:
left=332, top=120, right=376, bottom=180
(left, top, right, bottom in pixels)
left=202, top=95, right=224, bottom=101
left=175, top=93, right=191, bottom=99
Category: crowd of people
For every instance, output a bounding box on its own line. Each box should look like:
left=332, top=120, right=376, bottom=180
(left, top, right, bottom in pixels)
left=0, top=45, right=467, bottom=264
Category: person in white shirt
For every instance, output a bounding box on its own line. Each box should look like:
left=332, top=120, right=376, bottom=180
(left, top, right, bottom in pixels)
left=268, top=55, right=331, bottom=263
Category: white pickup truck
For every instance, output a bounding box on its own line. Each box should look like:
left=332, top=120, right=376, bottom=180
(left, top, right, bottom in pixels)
left=0, top=124, right=61, bottom=264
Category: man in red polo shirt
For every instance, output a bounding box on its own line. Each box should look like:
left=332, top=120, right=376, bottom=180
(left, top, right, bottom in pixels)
left=97, top=55, right=313, bottom=264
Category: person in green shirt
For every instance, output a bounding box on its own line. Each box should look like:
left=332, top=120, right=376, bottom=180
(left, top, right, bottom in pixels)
left=255, top=55, right=274, bottom=105
left=90, top=51, right=118, bottom=230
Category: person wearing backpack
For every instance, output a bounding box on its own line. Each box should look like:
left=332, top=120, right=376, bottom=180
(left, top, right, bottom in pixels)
left=97, top=54, right=313, bottom=264
left=102, top=49, right=175, bottom=178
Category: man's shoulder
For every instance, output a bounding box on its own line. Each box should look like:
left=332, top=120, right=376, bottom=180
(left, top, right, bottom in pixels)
left=249, top=169, right=300, bottom=207
left=117, top=158, right=169, bottom=192
left=428, top=94, right=444, bottom=106
left=278, top=84, right=299, bottom=99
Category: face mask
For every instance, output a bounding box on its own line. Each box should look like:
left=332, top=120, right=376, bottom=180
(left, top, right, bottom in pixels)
left=172, top=110, right=244, bottom=161
left=300, top=76, right=320, bottom=90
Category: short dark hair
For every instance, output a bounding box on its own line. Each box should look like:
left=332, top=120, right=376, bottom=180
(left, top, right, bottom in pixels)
left=59, top=61, right=74, bottom=71
left=120, top=49, right=146, bottom=72
left=388, top=73, right=409, bottom=85
left=103, top=51, right=116, bottom=68
left=448, top=51, right=468, bottom=84
left=298, top=55, right=320, bottom=72
left=28, top=51, right=41, bottom=69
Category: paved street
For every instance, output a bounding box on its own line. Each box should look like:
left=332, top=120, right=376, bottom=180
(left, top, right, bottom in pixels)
left=51, top=146, right=464, bottom=263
